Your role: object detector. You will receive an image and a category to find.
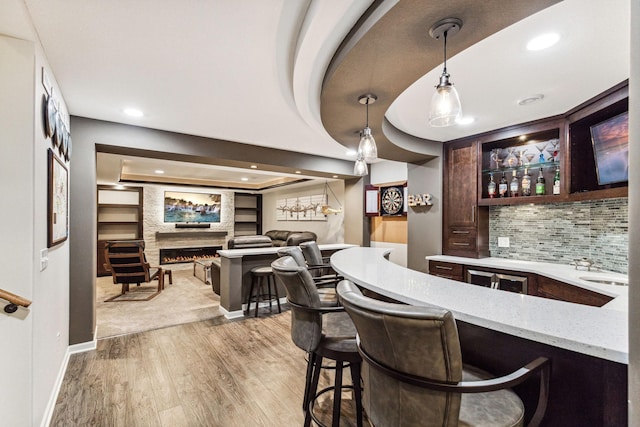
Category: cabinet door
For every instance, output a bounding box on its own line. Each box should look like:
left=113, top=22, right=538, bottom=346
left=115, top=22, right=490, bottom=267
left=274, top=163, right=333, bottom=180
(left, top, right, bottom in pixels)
left=446, top=142, right=477, bottom=227
left=495, top=273, right=528, bottom=294
left=465, top=268, right=494, bottom=288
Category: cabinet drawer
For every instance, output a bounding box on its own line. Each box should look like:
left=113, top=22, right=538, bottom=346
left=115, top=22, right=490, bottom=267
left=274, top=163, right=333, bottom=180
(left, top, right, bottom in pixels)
left=429, top=261, right=463, bottom=281
left=446, top=227, right=477, bottom=252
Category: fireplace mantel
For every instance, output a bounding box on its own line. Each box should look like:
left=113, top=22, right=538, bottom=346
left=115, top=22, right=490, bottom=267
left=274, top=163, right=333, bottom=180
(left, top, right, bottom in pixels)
left=155, top=231, right=228, bottom=239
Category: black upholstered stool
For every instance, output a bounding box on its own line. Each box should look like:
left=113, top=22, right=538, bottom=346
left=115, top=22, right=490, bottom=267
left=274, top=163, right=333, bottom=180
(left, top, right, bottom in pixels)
left=247, top=266, right=281, bottom=317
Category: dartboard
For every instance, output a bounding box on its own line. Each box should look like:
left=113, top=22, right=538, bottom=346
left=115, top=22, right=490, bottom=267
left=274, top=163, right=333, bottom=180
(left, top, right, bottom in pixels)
left=381, top=186, right=403, bottom=215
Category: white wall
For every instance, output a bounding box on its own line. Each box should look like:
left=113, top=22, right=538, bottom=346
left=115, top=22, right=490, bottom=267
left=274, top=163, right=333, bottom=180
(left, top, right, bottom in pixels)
left=0, top=31, right=71, bottom=427
left=262, top=181, right=344, bottom=243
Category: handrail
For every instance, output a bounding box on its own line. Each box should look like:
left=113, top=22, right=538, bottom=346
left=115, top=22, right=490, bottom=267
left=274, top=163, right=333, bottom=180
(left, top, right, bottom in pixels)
left=0, top=288, right=32, bottom=313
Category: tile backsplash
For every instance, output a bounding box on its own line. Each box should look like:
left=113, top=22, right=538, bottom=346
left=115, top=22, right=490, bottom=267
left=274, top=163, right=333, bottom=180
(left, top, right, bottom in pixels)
left=489, top=198, right=628, bottom=274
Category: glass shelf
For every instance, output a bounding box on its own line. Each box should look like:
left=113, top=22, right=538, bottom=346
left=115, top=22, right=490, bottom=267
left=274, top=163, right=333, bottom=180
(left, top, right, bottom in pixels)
left=482, top=160, right=560, bottom=175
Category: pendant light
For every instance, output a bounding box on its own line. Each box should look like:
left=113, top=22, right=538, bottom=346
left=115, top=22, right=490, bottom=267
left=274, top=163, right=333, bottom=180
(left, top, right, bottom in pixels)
left=353, top=152, right=368, bottom=176
left=357, top=94, right=378, bottom=161
left=428, top=18, right=463, bottom=127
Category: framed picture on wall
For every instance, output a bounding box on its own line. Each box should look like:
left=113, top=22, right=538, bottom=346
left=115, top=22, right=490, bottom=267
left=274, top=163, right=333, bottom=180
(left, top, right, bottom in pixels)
left=48, top=148, right=68, bottom=247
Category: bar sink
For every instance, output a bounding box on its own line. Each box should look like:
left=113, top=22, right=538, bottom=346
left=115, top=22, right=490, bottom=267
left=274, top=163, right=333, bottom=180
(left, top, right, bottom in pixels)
left=579, top=276, right=628, bottom=286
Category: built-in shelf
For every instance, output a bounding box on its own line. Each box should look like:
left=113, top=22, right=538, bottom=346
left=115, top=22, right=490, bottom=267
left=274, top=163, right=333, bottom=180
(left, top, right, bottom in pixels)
left=234, top=193, right=262, bottom=236
left=97, top=185, right=144, bottom=276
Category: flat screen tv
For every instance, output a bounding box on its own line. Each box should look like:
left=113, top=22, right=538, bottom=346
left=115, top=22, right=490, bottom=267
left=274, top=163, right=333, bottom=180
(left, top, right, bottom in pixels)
left=164, top=191, right=221, bottom=223
left=590, top=111, right=629, bottom=186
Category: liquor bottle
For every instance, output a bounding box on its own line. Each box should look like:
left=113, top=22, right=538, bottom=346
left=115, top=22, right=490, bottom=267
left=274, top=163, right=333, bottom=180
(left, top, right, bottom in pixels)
left=535, top=167, right=546, bottom=195
left=553, top=167, right=561, bottom=195
left=499, top=173, right=508, bottom=198
left=521, top=168, right=531, bottom=196
left=488, top=173, right=496, bottom=198
left=510, top=170, right=519, bottom=197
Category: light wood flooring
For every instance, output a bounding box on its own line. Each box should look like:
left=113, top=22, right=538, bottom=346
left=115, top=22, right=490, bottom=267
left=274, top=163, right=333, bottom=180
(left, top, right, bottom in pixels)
left=51, top=311, right=363, bottom=427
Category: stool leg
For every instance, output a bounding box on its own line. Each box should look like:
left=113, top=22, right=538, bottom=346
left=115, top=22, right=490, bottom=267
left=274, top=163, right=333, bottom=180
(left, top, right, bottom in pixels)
left=246, top=278, right=256, bottom=315
left=350, top=361, right=363, bottom=427
left=271, top=275, right=281, bottom=313
left=303, top=353, right=317, bottom=412
left=305, top=354, right=323, bottom=427
left=254, top=277, right=261, bottom=317
left=332, top=361, right=344, bottom=427
left=264, top=276, right=273, bottom=312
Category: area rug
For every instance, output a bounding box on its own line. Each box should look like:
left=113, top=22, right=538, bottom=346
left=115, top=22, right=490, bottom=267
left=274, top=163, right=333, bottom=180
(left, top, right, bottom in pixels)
left=96, top=267, right=223, bottom=339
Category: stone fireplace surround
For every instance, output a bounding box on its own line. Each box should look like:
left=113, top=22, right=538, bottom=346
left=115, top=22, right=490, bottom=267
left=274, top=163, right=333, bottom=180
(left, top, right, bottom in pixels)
left=142, top=185, right=235, bottom=269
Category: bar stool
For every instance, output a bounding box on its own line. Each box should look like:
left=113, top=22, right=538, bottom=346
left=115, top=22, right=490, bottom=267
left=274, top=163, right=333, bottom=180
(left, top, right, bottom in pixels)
left=246, top=266, right=282, bottom=317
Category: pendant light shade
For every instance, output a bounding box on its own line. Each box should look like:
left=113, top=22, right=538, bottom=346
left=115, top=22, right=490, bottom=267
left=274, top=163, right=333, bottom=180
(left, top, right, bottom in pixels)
left=353, top=154, right=368, bottom=176
left=429, top=73, right=462, bottom=127
left=358, top=126, right=377, bottom=161
left=428, top=18, right=463, bottom=128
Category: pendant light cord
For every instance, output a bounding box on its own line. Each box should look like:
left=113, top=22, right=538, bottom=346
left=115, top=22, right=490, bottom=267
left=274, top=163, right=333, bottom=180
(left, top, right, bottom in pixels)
left=365, top=99, right=370, bottom=127
left=442, top=30, right=449, bottom=74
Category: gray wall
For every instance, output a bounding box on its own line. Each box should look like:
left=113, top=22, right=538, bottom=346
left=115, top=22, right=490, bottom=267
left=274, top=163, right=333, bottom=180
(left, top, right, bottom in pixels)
left=407, top=156, right=443, bottom=272
left=68, top=116, right=355, bottom=344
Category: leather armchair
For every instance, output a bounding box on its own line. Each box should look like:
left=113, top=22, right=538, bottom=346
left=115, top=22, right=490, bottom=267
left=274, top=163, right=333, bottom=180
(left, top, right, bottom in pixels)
left=336, top=280, right=550, bottom=427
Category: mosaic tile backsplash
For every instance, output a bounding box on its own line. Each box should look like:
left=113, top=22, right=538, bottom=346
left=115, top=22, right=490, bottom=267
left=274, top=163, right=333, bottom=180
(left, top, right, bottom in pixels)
left=489, top=198, right=628, bottom=274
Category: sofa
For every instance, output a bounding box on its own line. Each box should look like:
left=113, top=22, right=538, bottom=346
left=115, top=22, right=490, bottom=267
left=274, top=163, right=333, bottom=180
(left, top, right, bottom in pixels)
left=265, top=230, right=317, bottom=247
left=227, top=235, right=273, bottom=249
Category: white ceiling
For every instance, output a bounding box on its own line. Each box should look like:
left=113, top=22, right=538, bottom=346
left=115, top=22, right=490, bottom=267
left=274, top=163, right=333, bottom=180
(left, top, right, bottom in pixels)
left=18, top=0, right=630, bottom=185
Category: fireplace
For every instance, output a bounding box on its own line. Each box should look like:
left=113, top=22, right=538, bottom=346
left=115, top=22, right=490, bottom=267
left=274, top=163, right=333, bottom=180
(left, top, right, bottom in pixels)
left=159, top=246, right=222, bottom=265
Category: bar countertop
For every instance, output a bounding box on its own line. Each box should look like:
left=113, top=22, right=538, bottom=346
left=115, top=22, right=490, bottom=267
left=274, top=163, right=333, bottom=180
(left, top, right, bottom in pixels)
left=330, top=247, right=628, bottom=364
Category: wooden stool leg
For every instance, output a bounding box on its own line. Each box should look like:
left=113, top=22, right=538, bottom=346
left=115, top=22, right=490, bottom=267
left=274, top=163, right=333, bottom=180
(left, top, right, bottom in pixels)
left=271, top=275, right=281, bottom=313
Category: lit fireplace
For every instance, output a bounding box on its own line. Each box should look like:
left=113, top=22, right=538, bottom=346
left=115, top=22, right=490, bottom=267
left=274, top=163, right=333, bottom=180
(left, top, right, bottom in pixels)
left=159, top=246, right=222, bottom=265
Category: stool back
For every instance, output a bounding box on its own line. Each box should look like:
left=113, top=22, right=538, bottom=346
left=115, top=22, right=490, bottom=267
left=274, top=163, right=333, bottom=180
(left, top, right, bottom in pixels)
left=271, top=256, right=323, bottom=352
left=337, top=280, right=464, bottom=426
left=276, top=246, right=307, bottom=267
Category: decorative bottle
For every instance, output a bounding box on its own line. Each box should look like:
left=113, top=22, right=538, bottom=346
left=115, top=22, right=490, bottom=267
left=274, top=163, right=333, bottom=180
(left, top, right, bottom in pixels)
left=488, top=173, right=496, bottom=198
left=499, top=173, right=508, bottom=198
left=535, top=167, right=546, bottom=196
left=521, top=168, right=531, bottom=196
left=553, top=167, right=561, bottom=195
left=510, top=170, right=519, bottom=197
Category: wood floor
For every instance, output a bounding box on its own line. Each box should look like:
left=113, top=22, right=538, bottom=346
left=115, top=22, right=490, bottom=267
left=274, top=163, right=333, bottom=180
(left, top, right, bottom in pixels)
left=51, top=311, right=363, bottom=427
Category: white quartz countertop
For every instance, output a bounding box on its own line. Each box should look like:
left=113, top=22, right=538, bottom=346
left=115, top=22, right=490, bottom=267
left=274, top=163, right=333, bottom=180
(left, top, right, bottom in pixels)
left=218, top=243, right=356, bottom=258
left=331, top=248, right=628, bottom=364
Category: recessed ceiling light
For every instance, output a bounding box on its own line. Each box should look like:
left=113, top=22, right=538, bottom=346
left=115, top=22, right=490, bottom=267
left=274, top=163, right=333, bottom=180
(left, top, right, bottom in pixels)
left=526, top=33, right=560, bottom=51
left=123, top=108, right=144, bottom=117
left=240, top=177, right=249, bottom=181
left=250, top=165, right=258, bottom=169
left=154, top=169, right=164, bottom=174
left=517, top=94, right=544, bottom=106
left=456, top=116, right=475, bottom=125
left=332, top=175, right=338, bottom=178
left=295, top=171, right=301, bottom=174
left=346, top=149, right=357, bottom=156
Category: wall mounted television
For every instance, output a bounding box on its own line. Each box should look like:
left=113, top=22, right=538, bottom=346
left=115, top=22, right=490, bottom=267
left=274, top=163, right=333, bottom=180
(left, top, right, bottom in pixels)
left=164, top=191, right=221, bottom=223
left=590, top=111, right=629, bottom=186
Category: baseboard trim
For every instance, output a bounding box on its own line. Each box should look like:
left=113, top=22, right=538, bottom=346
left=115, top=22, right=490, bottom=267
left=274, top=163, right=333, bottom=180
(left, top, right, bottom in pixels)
left=40, top=328, right=97, bottom=427
left=220, top=306, right=244, bottom=320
